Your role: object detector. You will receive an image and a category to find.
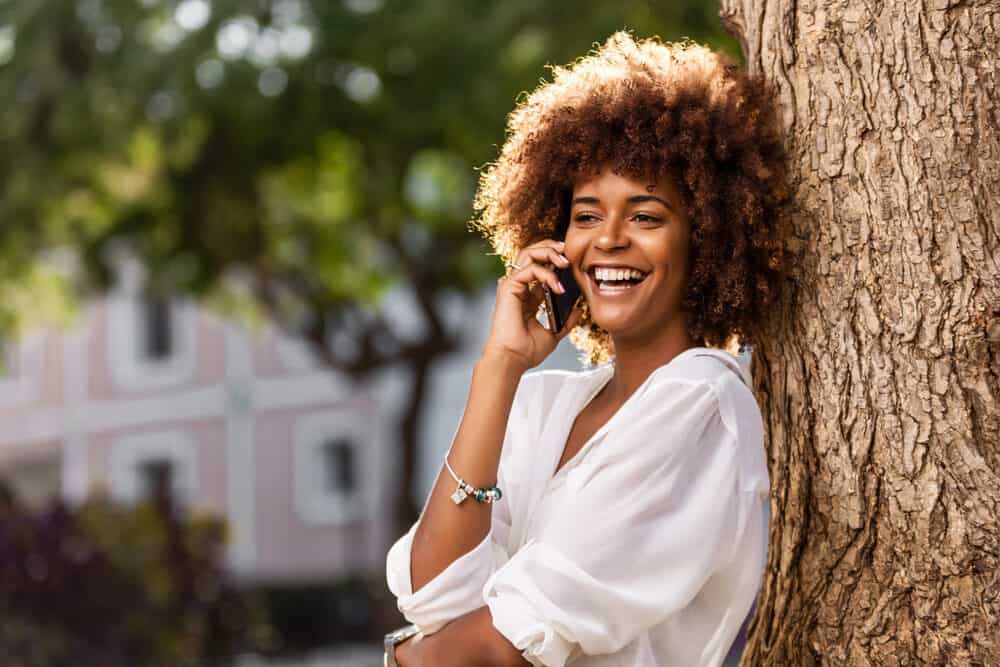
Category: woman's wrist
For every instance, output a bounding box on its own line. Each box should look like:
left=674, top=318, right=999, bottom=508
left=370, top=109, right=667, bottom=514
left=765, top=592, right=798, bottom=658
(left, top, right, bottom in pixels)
left=478, top=342, right=531, bottom=376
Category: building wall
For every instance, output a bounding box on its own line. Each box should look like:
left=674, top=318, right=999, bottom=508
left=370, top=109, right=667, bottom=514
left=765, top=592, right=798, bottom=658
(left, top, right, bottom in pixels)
left=253, top=403, right=378, bottom=580
left=86, top=418, right=229, bottom=518
left=0, top=332, right=65, bottom=459
left=0, top=275, right=391, bottom=584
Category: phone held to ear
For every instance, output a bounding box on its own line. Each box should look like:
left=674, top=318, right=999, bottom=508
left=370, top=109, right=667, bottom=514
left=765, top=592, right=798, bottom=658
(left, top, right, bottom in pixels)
left=542, top=264, right=582, bottom=334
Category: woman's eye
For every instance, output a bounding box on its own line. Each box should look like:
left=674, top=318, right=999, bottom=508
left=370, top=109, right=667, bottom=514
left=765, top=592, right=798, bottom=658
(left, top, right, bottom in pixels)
left=572, top=213, right=661, bottom=224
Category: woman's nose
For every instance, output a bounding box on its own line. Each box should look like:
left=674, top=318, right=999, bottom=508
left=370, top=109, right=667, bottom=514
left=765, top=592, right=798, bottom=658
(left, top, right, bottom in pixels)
left=595, top=216, right=628, bottom=250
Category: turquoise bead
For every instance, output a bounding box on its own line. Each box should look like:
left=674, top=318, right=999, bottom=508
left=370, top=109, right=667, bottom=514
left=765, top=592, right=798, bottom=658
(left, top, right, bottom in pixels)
left=493, top=487, right=502, bottom=501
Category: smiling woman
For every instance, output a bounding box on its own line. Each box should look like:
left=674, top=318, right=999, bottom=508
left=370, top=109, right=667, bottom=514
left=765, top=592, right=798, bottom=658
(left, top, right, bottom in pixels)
left=565, top=168, right=694, bottom=355
left=472, top=32, right=791, bottom=367
left=384, top=31, right=791, bottom=667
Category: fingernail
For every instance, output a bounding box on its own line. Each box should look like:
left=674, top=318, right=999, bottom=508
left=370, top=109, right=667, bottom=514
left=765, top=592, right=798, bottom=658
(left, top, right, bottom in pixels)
left=556, top=241, right=566, bottom=248
left=557, top=281, right=566, bottom=293
left=558, top=254, right=569, bottom=264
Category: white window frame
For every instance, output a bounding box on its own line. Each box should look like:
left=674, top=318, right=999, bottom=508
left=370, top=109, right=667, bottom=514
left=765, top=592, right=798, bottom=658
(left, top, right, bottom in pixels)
left=109, top=429, right=197, bottom=509
left=106, top=258, right=198, bottom=392
left=293, top=411, right=367, bottom=525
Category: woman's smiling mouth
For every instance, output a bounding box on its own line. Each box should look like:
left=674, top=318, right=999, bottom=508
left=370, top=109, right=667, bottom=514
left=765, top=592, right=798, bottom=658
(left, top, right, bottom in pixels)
left=586, top=265, right=650, bottom=296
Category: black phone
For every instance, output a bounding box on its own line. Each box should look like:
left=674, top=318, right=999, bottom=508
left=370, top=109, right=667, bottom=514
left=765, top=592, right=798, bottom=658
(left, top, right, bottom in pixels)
left=542, top=264, right=582, bottom=333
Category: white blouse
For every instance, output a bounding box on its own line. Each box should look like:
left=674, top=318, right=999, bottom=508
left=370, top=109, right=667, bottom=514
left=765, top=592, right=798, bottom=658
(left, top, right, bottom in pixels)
left=386, top=346, right=770, bottom=667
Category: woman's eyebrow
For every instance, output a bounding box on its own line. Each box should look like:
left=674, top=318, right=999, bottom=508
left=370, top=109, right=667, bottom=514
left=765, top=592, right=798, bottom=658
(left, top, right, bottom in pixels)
left=571, top=194, right=673, bottom=211
left=627, top=194, right=673, bottom=210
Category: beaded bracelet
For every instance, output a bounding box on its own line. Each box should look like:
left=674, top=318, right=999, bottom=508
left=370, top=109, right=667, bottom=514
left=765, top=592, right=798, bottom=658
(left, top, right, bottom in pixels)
left=444, top=455, right=503, bottom=505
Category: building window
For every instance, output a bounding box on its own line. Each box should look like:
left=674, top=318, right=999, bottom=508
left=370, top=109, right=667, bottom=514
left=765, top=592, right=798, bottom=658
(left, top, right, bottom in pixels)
left=293, top=413, right=366, bottom=525
left=142, top=297, right=173, bottom=360
left=109, top=431, right=197, bottom=511
left=138, top=458, right=174, bottom=499
left=106, top=254, right=198, bottom=392
left=322, top=438, right=356, bottom=495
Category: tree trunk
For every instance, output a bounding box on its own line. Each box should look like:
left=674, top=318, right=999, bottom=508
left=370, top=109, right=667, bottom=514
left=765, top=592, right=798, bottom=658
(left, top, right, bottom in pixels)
left=719, top=0, right=1000, bottom=663
left=395, top=354, right=434, bottom=539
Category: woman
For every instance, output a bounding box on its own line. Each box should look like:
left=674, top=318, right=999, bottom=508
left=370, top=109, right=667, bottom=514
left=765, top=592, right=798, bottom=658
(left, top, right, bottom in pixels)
left=385, top=31, right=790, bottom=667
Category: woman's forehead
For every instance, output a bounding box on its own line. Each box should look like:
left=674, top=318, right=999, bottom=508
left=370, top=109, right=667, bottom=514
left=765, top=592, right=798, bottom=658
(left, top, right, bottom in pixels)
left=571, top=166, right=682, bottom=200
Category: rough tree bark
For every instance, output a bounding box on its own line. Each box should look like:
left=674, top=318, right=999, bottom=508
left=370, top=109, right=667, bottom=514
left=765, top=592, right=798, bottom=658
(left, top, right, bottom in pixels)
left=718, top=0, right=1000, bottom=664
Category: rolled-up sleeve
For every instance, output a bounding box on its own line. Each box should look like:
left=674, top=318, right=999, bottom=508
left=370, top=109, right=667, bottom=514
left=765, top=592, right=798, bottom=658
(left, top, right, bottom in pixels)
left=385, top=372, right=546, bottom=635
left=482, top=377, right=746, bottom=666
left=385, top=505, right=511, bottom=634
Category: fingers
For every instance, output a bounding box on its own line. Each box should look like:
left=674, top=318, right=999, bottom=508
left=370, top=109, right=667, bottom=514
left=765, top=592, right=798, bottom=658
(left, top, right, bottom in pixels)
left=543, top=247, right=572, bottom=269
left=503, top=262, right=564, bottom=298
left=511, top=240, right=569, bottom=272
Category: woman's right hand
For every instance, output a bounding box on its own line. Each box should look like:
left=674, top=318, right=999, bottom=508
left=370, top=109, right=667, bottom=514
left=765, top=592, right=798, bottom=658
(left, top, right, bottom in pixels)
left=481, top=238, right=584, bottom=371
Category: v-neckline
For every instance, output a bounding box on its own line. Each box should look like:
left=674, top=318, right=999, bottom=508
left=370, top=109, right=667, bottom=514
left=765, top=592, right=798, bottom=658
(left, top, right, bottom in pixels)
left=548, top=368, right=613, bottom=480
left=548, top=346, right=714, bottom=483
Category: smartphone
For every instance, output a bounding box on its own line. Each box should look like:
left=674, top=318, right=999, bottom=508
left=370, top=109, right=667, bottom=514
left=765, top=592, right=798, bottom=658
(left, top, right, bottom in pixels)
left=542, top=264, right=582, bottom=333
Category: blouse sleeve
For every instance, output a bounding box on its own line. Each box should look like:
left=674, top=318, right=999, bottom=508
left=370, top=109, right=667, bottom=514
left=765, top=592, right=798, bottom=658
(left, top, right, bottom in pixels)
left=384, top=482, right=512, bottom=635
left=482, top=376, right=748, bottom=667
left=383, top=372, right=547, bottom=635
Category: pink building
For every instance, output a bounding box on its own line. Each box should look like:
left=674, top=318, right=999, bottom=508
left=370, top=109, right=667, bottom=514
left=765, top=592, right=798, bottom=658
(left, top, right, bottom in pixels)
left=0, top=260, right=395, bottom=583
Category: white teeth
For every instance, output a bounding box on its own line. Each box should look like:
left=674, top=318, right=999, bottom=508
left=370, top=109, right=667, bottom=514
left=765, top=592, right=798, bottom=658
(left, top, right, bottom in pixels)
left=592, top=266, right=647, bottom=294
left=593, top=267, right=646, bottom=281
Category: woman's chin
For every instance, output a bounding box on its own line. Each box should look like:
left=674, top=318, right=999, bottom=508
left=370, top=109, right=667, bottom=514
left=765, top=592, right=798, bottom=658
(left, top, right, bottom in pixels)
left=589, top=313, right=636, bottom=336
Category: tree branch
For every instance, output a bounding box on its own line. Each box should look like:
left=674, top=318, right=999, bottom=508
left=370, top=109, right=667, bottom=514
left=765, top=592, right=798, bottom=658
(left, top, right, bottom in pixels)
left=251, top=257, right=460, bottom=380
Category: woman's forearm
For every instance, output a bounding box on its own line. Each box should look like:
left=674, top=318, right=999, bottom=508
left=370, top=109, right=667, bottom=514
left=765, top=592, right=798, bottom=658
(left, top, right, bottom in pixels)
left=395, top=607, right=531, bottom=667
left=409, top=346, right=526, bottom=592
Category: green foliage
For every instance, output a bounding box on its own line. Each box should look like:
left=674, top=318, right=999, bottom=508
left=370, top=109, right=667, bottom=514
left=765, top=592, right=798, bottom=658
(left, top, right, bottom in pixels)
left=0, top=0, right=738, bottom=343
left=0, top=0, right=740, bottom=540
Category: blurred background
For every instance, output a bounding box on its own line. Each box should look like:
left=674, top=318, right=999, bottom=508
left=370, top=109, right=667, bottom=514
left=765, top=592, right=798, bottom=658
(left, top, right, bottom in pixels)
left=0, top=1, right=755, bottom=665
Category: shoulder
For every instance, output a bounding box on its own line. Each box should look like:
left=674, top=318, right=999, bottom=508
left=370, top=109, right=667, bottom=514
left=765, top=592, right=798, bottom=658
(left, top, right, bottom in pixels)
left=654, top=350, right=759, bottom=428
left=503, top=366, right=611, bottom=448
left=664, top=348, right=769, bottom=495
left=515, top=364, right=610, bottom=403
left=499, top=366, right=608, bottom=477
left=659, top=348, right=751, bottom=390
left=520, top=364, right=610, bottom=386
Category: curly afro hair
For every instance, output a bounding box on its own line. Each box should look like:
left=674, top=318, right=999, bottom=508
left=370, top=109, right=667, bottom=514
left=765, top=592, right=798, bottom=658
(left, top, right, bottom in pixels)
left=471, top=31, right=792, bottom=367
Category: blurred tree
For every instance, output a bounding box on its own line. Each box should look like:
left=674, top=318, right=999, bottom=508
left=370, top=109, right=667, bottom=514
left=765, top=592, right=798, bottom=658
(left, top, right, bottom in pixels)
left=0, top=0, right=738, bottom=533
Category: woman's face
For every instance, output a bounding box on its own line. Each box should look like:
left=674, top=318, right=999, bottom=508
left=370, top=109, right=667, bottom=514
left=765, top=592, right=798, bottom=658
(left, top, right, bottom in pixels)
left=564, top=166, right=692, bottom=343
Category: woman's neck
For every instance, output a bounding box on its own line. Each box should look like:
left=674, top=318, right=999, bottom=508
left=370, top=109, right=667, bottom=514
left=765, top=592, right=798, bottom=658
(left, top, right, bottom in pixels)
left=603, top=319, right=699, bottom=405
